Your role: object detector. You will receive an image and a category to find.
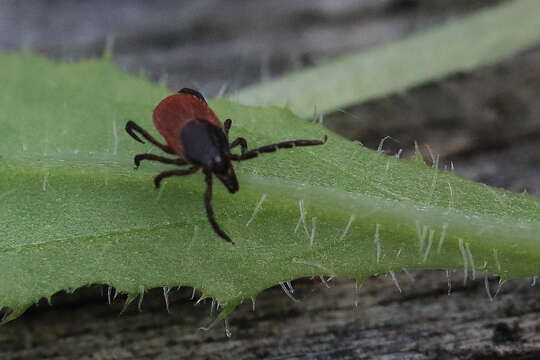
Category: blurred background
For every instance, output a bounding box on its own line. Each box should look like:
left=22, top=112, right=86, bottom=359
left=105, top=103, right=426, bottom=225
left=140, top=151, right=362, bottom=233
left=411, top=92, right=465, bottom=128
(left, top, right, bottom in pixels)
left=1, top=0, right=540, bottom=359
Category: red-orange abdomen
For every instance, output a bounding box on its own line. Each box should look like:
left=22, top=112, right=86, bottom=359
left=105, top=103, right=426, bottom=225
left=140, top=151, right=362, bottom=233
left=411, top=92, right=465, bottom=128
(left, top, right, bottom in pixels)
left=153, top=93, right=222, bottom=156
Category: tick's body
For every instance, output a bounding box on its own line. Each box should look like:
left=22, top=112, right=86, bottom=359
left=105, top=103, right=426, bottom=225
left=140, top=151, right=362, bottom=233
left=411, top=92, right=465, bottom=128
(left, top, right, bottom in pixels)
left=126, top=88, right=326, bottom=244
left=153, top=93, right=222, bottom=156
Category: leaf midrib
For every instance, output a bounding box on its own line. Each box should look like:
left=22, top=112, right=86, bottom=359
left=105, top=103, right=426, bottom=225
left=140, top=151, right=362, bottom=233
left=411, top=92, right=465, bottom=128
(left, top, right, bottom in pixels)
left=4, top=156, right=539, bottom=251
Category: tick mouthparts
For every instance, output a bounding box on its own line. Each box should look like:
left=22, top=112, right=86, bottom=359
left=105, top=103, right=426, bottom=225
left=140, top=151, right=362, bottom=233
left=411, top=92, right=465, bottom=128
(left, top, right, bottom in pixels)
left=215, top=172, right=239, bottom=194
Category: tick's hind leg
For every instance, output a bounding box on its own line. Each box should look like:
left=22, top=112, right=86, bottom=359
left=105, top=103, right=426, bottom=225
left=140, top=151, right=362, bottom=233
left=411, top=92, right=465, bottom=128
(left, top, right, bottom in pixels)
left=125, top=120, right=175, bottom=155
left=133, top=153, right=188, bottom=169
left=229, top=137, right=248, bottom=155
left=224, top=119, right=232, bottom=136
left=232, top=135, right=328, bottom=161
left=153, top=166, right=199, bottom=188
left=224, top=120, right=248, bottom=155
left=203, top=170, right=234, bottom=244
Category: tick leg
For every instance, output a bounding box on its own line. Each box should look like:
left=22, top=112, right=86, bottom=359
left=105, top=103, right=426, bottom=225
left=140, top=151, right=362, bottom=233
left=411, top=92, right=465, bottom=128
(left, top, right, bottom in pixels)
left=177, top=88, right=207, bottom=103
left=154, top=166, right=199, bottom=188
left=125, top=120, right=175, bottom=155
left=133, top=153, right=188, bottom=169
left=224, top=119, right=232, bottom=136
left=231, top=135, right=328, bottom=161
left=204, top=170, right=234, bottom=244
left=229, top=137, right=248, bottom=155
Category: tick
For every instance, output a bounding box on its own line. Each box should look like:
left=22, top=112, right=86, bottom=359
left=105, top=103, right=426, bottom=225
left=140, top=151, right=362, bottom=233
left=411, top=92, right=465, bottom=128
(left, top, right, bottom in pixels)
left=125, top=88, right=327, bottom=244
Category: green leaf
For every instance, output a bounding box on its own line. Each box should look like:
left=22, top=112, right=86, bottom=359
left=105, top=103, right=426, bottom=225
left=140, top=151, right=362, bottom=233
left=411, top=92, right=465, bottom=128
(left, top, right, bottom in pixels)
left=233, top=0, right=540, bottom=117
left=1, top=51, right=540, bottom=324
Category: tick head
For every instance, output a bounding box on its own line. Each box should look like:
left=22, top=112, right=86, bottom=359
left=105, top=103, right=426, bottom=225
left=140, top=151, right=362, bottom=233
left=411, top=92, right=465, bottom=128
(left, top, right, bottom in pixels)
left=212, top=159, right=239, bottom=193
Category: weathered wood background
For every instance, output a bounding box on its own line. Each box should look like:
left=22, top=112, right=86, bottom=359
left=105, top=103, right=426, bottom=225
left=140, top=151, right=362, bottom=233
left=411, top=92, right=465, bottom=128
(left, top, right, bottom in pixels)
left=1, top=0, right=539, bottom=358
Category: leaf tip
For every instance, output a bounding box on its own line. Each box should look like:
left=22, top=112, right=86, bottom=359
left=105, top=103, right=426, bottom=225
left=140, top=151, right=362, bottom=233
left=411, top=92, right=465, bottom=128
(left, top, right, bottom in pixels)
left=1, top=306, right=25, bottom=325
left=199, top=298, right=241, bottom=332
left=119, top=292, right=138, bottom=315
